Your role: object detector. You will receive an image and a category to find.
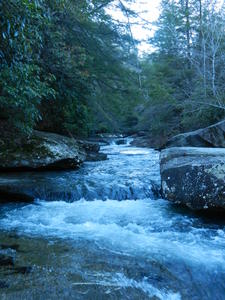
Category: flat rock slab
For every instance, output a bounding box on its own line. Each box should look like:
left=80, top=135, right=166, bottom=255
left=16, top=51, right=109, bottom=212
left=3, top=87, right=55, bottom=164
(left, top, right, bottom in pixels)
left=160, top=147, right=225, bottom=210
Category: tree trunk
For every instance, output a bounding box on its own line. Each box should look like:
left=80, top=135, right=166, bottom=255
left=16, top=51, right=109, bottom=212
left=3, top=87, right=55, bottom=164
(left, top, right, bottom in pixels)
left=203, top=38, right=207, bottom=97
left=185, top=0, right=191, bottom=65
left=212, top=51, right=216, bottom=96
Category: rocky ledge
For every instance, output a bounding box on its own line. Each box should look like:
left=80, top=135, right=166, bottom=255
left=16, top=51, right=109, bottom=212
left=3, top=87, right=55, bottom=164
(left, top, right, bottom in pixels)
left=77, top=140, right=107, bottom=162
left=165, top=120, right=225, bottom=148
left=130, top=131, right=169, bottom=150
left=0, top=131, right=86, bottom=171
left=160, top=147, right=225, bottom=210
left=0, top=130, right=106, bottom=172
left=0, top=130, right=108, bottom=202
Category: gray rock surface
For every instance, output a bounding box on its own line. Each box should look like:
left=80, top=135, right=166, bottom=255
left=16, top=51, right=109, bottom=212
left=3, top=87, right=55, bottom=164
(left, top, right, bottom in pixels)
left=0, top=130, right=109, bottom=202
left=77, top=140, right=107, bottom=161
left=166, top=120, right=225, bottom=148
left=131, top=131, right=167, bottom=149
left=160, top=147, right=225, bottom=210
left=0, top=131, right=86, bottom=171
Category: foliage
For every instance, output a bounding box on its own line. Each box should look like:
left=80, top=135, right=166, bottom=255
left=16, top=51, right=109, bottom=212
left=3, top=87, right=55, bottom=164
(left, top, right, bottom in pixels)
left=0, top=0, right=141, bottom=138
left=2, top=0, right=224, bottom=142
left=0, top=0, right=55, bottom=137
left=0, top=63, right=55, bottom=135
left=139, top=0, right=225, bottom=139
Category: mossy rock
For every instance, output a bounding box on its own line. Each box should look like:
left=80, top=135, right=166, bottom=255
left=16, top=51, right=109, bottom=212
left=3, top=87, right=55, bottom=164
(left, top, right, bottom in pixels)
left=0, top=130, right=86, bottom=171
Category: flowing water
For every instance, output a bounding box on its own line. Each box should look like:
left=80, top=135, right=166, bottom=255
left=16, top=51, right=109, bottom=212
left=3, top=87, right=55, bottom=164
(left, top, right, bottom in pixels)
left=0, top=140, right=225, bottom=299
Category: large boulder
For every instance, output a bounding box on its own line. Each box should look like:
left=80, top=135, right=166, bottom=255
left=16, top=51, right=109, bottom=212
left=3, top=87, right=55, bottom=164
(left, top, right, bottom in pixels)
left=131, top=131, right=169, bottom=149
left=166, top=120, right=225, bottom=148
left=160, top=147, right=225, bottom=210
left=77, top=140, right=107, bottom=162
left=0, top=131, right=86, bottom=171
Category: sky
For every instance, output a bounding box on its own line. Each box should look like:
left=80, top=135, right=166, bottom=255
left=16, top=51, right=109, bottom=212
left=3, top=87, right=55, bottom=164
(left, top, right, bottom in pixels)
left=125, top=0, right=161, bottom=53
left=108, top=0, right=225, bottom=54
left=107, top=0, right=161, bottom=54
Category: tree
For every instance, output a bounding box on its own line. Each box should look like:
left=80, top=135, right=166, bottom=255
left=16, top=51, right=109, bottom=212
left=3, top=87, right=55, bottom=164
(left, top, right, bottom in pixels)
left=138, top=0, right=225, bottom=142
left=0, top=0, right=142, bottom=140
left=0, top=0, right=55, bottom=139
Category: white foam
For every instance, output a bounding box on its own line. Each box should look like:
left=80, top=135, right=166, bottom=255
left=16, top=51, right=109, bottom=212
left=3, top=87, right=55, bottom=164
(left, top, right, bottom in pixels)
left=119, top=149, right=152, bottom=155
left=72, top=272, right=181, bottom=300
left=111, top=273, right=181, bottom=300
left=1, top=199, right=225, bottom=269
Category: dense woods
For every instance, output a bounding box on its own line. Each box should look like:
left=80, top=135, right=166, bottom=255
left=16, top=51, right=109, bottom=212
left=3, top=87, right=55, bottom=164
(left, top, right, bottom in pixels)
left=139, top=0, right=225, bottom=142
left=0, top=0, right=141, bottom=140
left=0, top=0, right=225, bottom=143
left=1, top=3, right=225, bottom=297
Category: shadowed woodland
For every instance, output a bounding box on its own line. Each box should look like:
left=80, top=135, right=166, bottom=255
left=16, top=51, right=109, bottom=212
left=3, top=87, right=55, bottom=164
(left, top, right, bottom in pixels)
left=1, top=0, right=225, bottom=143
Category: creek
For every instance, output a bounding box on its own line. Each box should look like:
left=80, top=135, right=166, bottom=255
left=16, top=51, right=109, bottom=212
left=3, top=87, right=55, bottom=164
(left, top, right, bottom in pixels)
left=0, top=140, right=225, bottom=299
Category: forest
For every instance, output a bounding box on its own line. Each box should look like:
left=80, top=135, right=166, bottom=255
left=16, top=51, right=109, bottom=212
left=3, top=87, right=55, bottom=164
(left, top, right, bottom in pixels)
left=1, top=0, right=225, bottom=143
left=1, top=1, right=225, bottom=298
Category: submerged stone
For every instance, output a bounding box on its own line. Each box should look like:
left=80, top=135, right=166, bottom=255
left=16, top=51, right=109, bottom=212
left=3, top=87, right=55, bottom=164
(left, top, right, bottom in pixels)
left=115, top=139, right=126, bottom=145
left=0, top=280, right=9, bottom=289
left=0, top=189, right=34, bottom=203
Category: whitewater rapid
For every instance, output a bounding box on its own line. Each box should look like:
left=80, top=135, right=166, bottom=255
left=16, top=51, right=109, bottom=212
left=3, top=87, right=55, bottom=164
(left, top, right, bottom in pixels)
left=0, top=140, right=225, bottom=299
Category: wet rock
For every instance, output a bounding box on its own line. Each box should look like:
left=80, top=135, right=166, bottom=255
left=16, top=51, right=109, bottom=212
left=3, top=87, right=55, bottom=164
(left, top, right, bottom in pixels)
left=85, top=152, right=107, bottom=162
left=131, top=133, right=166, bottom=149
left=78, top=140, right=107, bottom=162
left=0, top=280, right=9, bottom=289
left=0, top=133, right=107, bottom=202
left=91, top=133, right=125, bottom=146
left=78, top=140, right=100, bottom=153
left=0, top=189, right=34, bottom=203
left=97, top=133, right=124, bottom=138
left=0, top=130, right=86, bottom=171
left=165, top=120, right=225, bottom=148
left=151, top=182, right=162, bottom=198
left=14, top=266, right=32, bottom=274
left=0, top=244, right=20, bottom=251
left=0, top=254, right=14, bottom=267
left=160, top=147, right=225, bottom=210
left=86, top=137, right=110, bottom=146
left=115, top=139, right=126, bottom=145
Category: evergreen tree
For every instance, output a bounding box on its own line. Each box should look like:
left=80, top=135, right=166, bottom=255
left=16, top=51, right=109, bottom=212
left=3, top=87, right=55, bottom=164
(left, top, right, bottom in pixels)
left=139, top=0, right=225, bottom=141
left=0, top=0, right=142, bottom=140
